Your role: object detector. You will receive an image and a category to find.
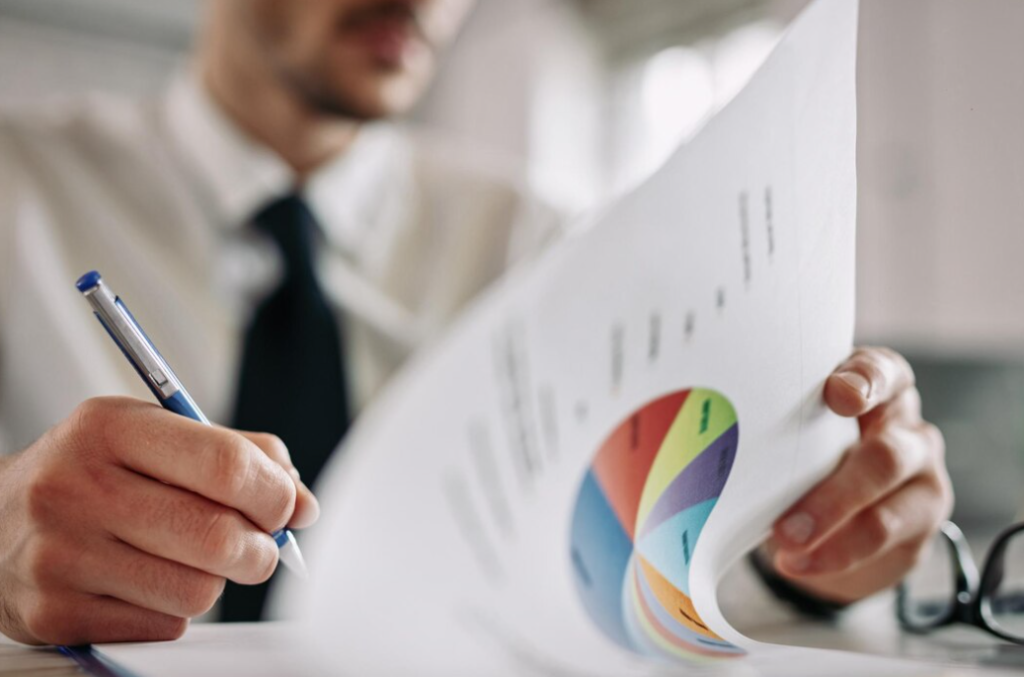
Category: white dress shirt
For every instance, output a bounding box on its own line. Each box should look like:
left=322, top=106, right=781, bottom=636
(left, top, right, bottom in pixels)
left=0, top=72, right=560, bottom=455
left=0, top=70, right=805, bottom=632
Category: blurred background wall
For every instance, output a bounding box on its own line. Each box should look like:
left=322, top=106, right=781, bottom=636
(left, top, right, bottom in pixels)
left=0, top=0, right=1021, bottom=532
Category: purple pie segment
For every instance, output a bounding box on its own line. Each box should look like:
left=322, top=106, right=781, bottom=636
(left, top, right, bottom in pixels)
left=638, top=424, right=738, bottom=540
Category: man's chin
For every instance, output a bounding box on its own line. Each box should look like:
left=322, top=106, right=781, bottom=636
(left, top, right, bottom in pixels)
left=304, top=79, right=423, bottom=121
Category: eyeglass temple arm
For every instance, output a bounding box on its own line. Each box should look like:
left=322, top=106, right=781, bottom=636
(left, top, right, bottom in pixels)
left=979, top=522, right=1024, bottom=601
left=942, top=521, right=981, bottom=598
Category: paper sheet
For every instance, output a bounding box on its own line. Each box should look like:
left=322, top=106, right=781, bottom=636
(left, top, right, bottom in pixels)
left=93, top=620, right=1018, bottom=677
left=273, top=0, right=862, bottom=673
left=94, top=624, right=322, bottom=677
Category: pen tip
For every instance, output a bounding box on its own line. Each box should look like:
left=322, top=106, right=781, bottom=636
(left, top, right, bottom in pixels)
left=279, top=531, right=310, bottom=580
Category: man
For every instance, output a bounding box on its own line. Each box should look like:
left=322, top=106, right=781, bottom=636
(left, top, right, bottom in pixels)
left=0, top=0, right=951, bottom=646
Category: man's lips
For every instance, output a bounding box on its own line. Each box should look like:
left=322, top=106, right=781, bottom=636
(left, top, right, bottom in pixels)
left=340, top=2, right=430, bottom=70
left=352, top=17, right=423, bottom=68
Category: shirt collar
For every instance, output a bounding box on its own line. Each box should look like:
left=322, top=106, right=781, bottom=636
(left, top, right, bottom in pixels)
left=305, top=124, right=412, bottom=255
left=163, top=68, right=293, bottom=230
left=162, top=68, right=412, bottom=254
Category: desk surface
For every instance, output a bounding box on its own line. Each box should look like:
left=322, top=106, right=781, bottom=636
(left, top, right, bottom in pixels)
left=3, top=616, right=1023, bottom=677
left=746, top=608, right=1024, bottom=674
left=0, top=642, right=79, bottom=676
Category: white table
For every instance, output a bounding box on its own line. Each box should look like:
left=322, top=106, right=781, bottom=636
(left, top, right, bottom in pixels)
left=3, top=614, right=1023, bottom=677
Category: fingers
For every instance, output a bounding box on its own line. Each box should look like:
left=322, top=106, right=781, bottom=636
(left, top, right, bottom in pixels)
left=3, top=397, right=316, bottom=646
left=776, top=475, right=949, bottom=578
left=19, top=593, right=188, bottom=646
left=774, top=423, right=940, bottom=552
left=769, top=383, right=951, bottom=605
left=790, top=344, right=935, bottom=596
left=70, top=398, right=297, bottom=533
left=825, top=347, right=916, bottom=417
left=100, top=466, right=279, bottom=585
left=857, top=386, right=922, bottom=434
left=238, top=432, right=320, bottom=530
left=768, top=539, right=932, bottom=606
left=52, top=537, right=226, bottom=619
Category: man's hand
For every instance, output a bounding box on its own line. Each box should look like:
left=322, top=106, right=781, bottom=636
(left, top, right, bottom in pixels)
left=0, top=397, right=319, bottom=645
left=769, top=347, right=953, bottom=604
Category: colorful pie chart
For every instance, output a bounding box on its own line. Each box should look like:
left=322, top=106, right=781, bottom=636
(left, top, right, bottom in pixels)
left=569, top=388, right=743, bottom=660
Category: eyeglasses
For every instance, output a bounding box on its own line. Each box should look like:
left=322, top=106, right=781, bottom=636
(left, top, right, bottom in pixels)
left=897, top=520, right=1024, bottom=644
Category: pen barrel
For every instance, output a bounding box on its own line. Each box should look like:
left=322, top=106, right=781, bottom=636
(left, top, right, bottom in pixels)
left=81, top=278, right=188, bottom=403
left=162, top=390, right=211, bottom=425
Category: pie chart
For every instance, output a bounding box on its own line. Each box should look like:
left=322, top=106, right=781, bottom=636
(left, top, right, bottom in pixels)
left=569, top=388, right=743, bottom=660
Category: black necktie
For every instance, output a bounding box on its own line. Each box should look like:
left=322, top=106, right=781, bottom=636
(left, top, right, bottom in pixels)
left=221, top=194, right=350, bottom=622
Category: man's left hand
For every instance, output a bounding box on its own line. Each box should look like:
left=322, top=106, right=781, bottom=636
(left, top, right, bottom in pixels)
left=769, top=346, right=954, bottom=603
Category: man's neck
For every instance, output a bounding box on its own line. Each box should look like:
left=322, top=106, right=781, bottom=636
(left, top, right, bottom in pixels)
left=198, top=41, right=358, bottom=180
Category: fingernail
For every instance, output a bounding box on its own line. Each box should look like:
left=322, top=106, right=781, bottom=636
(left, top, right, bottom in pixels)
left=779, top=512, right=816, bottom=545
left=781, top=552, right=812, bottom=573
left=836, top=371, right=872, bottom=400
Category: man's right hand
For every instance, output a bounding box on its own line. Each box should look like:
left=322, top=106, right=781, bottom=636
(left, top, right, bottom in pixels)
left=0, top=396, right=320, bottom=645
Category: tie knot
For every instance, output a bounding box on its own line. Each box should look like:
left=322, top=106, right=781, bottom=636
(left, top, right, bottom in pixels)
left=253, top=194, right=319, bottom=279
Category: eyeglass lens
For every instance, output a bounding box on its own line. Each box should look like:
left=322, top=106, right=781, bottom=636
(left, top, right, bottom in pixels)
left=901, top=530, right=957, bottom=628
left=984, top=531, right=1024, bottom=640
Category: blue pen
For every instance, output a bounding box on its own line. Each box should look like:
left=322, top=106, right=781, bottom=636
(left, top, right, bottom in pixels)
left=75, top=270, right=308, bottom=578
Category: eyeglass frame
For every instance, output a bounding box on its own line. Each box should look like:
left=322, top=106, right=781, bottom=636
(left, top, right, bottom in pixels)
left=896, top=520, right=1024, bottom=644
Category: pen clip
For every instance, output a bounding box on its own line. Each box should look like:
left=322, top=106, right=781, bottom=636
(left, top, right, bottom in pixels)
left=82, top=279, right=183, bottom=402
